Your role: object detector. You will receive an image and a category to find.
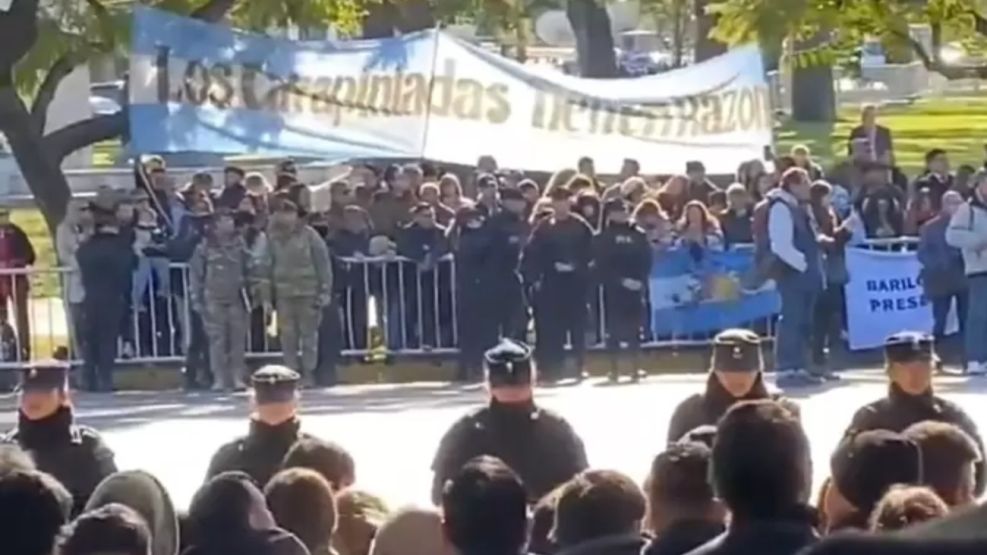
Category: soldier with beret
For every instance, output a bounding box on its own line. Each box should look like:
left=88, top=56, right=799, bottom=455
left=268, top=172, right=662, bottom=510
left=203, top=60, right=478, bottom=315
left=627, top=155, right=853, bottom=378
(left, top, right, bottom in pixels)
left=483, top=187, right=531, bottom=343
left=205, top=365, right=313, bottom=488
left=430, top=339, right=588, bottom=505
left=2, top=360, right=117, bottom=516
left=521, top=186, right=595, bottom=381
left=822, top=429, right=923, bottom=532
left=666, top=328, right=799, bottom=443
left=843, top=330, right=986, bottom=495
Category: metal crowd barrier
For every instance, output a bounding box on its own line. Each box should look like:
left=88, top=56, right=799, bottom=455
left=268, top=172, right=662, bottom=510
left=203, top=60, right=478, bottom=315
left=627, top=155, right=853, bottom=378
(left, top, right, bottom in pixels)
left=0, top=237, right=924, bottom=369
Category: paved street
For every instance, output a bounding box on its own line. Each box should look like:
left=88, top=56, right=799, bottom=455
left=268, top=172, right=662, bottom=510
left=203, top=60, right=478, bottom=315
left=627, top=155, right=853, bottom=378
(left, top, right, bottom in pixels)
left=2, top=370, right=986, bottom=511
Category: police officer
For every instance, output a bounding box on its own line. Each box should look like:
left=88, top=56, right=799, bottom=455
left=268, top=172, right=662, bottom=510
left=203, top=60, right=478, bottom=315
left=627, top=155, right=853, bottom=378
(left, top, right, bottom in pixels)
left=844, top=330, right=985, bottom=495
left=484, top=187, right=530, bottom=342
left=205, top=365, right=312, bottom=487
left=451, top=205, right=490, bottom=381
left=430, top=339, right=588, bottom=505
left=2, top=360, right=117, bottom=516
left=666, top=329, right=799, bottom=443
left=595, top=198, right=651, bottom=382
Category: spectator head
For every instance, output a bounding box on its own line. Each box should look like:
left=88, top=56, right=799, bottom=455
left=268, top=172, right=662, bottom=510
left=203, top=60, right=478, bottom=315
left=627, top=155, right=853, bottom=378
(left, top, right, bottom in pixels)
left=620, top=158, right=640, bottom=179
left=754, top=171, right=774, bottom=199
left=925, top=148, right=949, bottom=174
left=335, top=488, right=389, bottom=555
left=679, top=200, right=718, bottom=234
left=860, top=160, right=890, bottom=188
left=552, top=470, right=645, bottom=548
left=780, top=167, right=811, bottom=202
left=546, top=168, right=578, bottom=198
left=382, top=164, right=401, bottom=185
left=956, top=164, right=977, bottom=192
left=548, top=186, right=574, bottom=217
left=189, top=171, right=214, bottom=194
left=708, top=191, right=727, bottom=213
left=265, top=468, right=337, bottom=555
left=442, top=456, right=527, bottom=555
left=566, top=173, right=596, bottom=195
left=438, top=173, right=463, bottom=202
left=250, top=365, right=300, bottom=425
left=0, top=444, right=35, bottom=476
left=941, top=190, right=964, bottom=217
left=0, top=470, right=71, bottom=555
left=621, top=177, right=648, bottom=204
left=647, top=441, right=722, bottom=534
left=903, top=420, right=981, bottom=508
left=243, top=172, right=271, bottom=195
left=711, top=400, right=811, bottom=519
left=477, top=155, right=499, bottom=174
left=826, top=429, right=923, bottom=531
left=633, top=198, right=667, bottom=229
left=861, top=103, right=878, bottom=126
left=419, top=182, right=440, bottom=206
left=18, top=360, right=70, bottom=421
left=725, top=183, right=749, bottom=211
left=371, top=507, right=453, bottom=555
left=58, top=503, right=152, bottom=555
left=402, top=163, right=424, bottom=189
left=790, top=144, right=811, bottom=166
left=685, top=161, right=706, bottom=183
left=518, top=179, right=540, bottom=204
left=270, top=195, right=301, bottom=225
left=810, top=180, right=833, bottom=208
left=281, top=437, right=356, bottom=491
left=869, top=485, right=948, bottom=532
left=884, top=331, right=936, bottom=396
left=710, top=329, right=762, bottom=398
left=529, top=487, right=563, bottom=555
left=186, top=192, right=213, bottom=216
left=329, top=180, right=353, bottom=205
left=577, top=156, right=595, bottom=177
left=224, top=166, right=245, bottom=187
left=411, top=202, right=436, bottom=228
left=497, top=187, right=524, bottom=216
left=278, top=159, right=298, bottom=177
left=84, top=470, right=178, bottom=555
left=485, top=339, right=535, bottom=404
left=575, top=191, right=601, bottom=224
left=604, top=198, right=631, bottom=226
left=476, top=173, right=499, bottom=202
left=421, top=162, right=439, bottom=181
left=342, top=205, right=371, bottom=233
left=210, top=208, right=236, bottom=237
left=973, top=169, right=987, bottom=201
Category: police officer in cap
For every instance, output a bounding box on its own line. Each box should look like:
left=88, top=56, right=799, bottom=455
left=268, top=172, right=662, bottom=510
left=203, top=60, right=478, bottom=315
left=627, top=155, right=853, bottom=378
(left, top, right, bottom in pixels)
left=2, top=360, right=117, bottom=515
left=844, top=330, right=985, bottom=495
left=205, top=365, right=313, bottom=487
left=666, top=328, right=799, bottom=443
left=430, top=339, right=588, bottom=505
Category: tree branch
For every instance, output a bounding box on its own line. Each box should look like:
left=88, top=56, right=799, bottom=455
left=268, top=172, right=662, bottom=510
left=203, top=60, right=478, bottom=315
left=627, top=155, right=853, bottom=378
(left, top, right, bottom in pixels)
left=30, top=53, right=77, bottom=134
left=191, top=0, right=238, bottom=23
left=43, top=111, right=126, bottom=163
left=887, top=24, right=987, bottom=80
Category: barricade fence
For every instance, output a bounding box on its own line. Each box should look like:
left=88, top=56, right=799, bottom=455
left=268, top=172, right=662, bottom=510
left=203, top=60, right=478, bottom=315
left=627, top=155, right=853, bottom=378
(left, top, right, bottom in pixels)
left=0, top=237, right=921, bottom=369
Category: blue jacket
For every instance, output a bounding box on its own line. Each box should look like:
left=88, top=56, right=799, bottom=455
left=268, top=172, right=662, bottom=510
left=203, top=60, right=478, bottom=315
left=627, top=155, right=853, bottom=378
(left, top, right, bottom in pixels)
left=918, top=214, right=966, bottom=297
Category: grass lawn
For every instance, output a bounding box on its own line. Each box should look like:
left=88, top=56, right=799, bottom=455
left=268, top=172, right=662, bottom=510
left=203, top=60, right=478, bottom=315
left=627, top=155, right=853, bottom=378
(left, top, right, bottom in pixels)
left=776, top=95, right=987, bottom=176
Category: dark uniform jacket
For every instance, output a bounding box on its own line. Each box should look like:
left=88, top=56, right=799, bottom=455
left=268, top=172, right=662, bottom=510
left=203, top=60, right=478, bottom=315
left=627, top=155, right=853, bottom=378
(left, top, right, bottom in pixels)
left=521, top=215, right=594, bottom=291
left=558, top=534, right=648, bottom=555
left=685, top=513, right=817, bottom=555
left=3, top=406, right=117, bottom=516
left=844, top=384, right=986, bottom=495
left=484, top=211, right=529, bottom=286
left=594, top=223, right=651, bottom=286
left=644, top=520, right=725, bottom=555
left=77, top=230, right=137, bottom=308
left=431, top=400, right=588, bottom=504
left=666, top=373, right=798, bottom=444
left=205, top=418, right=311, bottom=488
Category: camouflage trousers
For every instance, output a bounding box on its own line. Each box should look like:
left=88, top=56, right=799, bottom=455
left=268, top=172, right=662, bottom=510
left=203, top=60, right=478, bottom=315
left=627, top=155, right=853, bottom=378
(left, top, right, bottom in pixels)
left=276, top=296, right=322, bottom=380
left=202, top=300, right=248, bottom=388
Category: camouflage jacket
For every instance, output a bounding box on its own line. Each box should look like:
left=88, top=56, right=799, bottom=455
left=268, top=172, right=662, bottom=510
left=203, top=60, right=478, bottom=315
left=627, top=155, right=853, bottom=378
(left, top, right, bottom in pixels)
left=189, top=234, right=252, bottom=310
left=259, top=223, right=332, bottom=302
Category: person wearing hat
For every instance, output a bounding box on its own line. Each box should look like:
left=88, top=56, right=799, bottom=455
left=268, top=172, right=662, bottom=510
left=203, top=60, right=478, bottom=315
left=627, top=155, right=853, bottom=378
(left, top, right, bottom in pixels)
left=843, top=330, right=986, bottom=496
left=431, top=339, right=587, bottom=505
left=449, top=205, right=490, bottom=381
left=521, top=186, right=594, bottom=382
left=258, top=199, right=332, bottom=386
left=76, top=205, right=138, bottom=391
left=396, top=202, right=450, bottom=349
left=482, top=187, right=530, bottom=344
left=0, top=204, right=35, bottom=361
left=2, top=361, right=116, bottom=515
left=474, top=173, right=500, bottom=218
left=205, top=365, right=314, bottom=487
left=666, top=328, right=799, bottom=443
left=822, top=429, right=924, bottom=532
left=595, top=198, right=651, bottom=383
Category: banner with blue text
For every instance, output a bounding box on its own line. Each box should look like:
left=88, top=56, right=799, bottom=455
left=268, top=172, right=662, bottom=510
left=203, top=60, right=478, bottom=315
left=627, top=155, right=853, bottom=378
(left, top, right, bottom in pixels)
left=129, top=7, right=772, bottom=174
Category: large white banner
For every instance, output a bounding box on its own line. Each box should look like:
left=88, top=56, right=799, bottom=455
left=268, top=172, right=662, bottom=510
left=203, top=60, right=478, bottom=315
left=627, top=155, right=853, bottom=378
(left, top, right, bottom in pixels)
left=129, top=8, right=772, bottom=174
left=844, top=249, right=956, bottom=350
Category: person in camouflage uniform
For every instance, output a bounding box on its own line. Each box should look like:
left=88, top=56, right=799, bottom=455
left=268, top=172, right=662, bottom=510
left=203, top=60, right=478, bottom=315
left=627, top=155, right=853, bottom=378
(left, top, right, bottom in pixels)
left=259, top=197, right=332, bottom=386
left=190, top=209, right=254, bottom=391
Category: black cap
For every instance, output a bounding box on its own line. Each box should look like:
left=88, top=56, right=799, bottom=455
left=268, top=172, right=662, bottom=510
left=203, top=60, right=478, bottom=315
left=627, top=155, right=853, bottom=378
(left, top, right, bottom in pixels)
left=831, top=429, right=923, bottom=513
left=885, top=331, right=934, bottom=364
left=603, top=198, right=629, bottom=216
left=19, top=360, right=69, bottom=392
left=251, top=365, right=300, bottom=404
left=500, top=187, right=524, bottom=202
left=485, top=339, right=534, bottom=387
left=711, top=328, right=761, bottom=372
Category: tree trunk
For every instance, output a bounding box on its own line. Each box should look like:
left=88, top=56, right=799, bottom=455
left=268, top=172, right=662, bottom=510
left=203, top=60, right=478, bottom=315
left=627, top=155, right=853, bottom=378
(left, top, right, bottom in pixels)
left=566, top=0, right=617, bottom=78
left=791, top=64, right=835, bottom=122
left=361, top=0, right=434, bottom=39
left=694, top=0, right=726, bottom=62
